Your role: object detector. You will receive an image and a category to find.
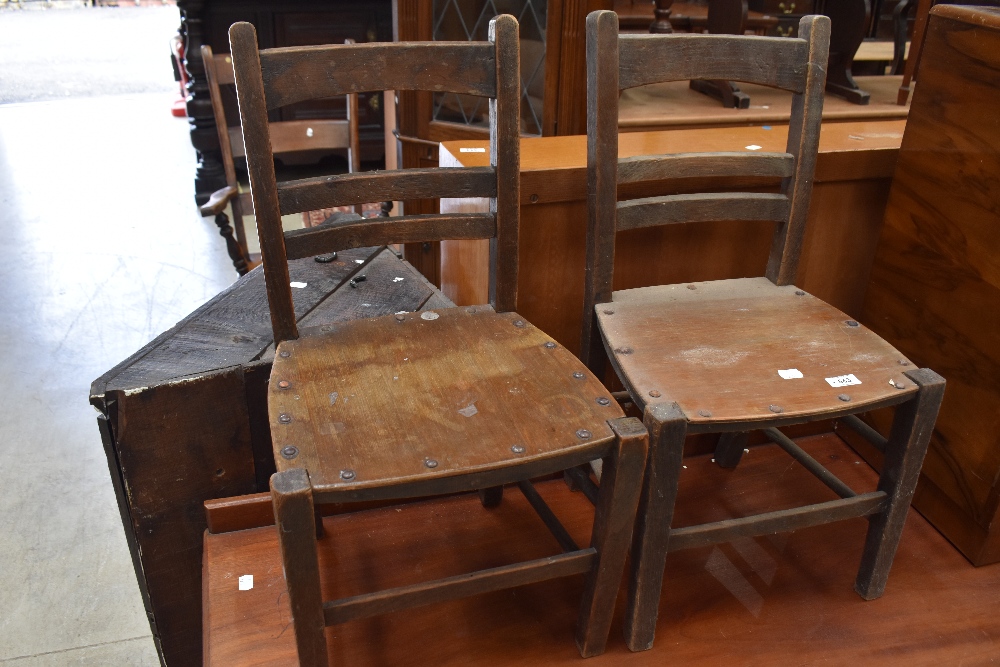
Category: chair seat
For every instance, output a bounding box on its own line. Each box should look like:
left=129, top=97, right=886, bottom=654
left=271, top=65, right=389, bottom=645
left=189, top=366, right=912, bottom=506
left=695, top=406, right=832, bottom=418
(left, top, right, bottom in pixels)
left=270, top=306, right=623, bottom=497
left=597, top=277, right=917, bottom=427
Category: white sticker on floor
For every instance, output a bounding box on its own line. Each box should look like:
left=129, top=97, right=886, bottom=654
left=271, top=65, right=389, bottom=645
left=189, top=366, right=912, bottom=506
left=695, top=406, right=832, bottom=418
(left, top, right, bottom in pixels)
left=290, top=282, right=307, bottom=288
left=745, top=144, right=762, bottom=151
left=238, top=575, right=253, bottom=591
left=460, top=147, right=486, bottom=153
left=778, top=368, right=803, bottom=379
left=825, top=373, right=862, bottom=387
left=393, top=277, right=404, bottom=282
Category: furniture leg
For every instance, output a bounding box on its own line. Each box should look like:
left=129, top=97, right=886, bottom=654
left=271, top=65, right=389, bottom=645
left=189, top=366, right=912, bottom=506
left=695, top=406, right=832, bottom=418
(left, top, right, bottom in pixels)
left=213, top=211, right=250, bottom=276
left=271, top=469, right=329, bottom=667
left=651, top=0, right=675, bottom=33
left=623, top=403, right=688, bottom=652
left=823, top=0, right=872, bottom=104
left=714, top=431, right=749, bottom=469
left=575, top=417, right=648, bottom=658
left=897, top=0, right=932, bottom=104
left=855, top=367, right=945, bottom=599
left=478, top=486, right=504, bottom=508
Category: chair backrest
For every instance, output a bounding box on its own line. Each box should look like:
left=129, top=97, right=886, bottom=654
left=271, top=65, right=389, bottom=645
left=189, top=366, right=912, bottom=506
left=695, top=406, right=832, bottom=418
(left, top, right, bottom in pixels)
left=201, top=44, right=363, bottom=222
left=229, top=17, right=520, bottom=345
left=581, top=10, right=829, bottom=364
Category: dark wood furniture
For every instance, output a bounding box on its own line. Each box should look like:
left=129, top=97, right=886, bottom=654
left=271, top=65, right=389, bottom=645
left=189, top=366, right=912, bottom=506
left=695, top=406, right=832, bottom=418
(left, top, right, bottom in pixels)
left=857, top=5, right=1000, bottom=566
left=90, top=247, right=452, bottom=666
left=198, top=43, right=374, bottom=276
left=583, top=11, right=944, bottom=650
left=203, top=434, right=1000, bottom=665
left=176, top=0, right=393, bottom=204
left=228, top=15, right=647, bottom=662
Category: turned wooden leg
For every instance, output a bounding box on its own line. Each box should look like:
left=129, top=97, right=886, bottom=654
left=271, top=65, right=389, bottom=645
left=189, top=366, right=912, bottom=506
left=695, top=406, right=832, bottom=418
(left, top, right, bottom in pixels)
left=855, top=368, right=945, bottom=600
left=624, top=403, right=688, bottom=652
left=575, top=417, right=648, bottom=658
left=714, top=431, right=749, bottom=469
left=651, top=0, right=674, bottom=33
left=272, top=469, right=329, bottom=667
left=213, top=211, right=250, bottom=275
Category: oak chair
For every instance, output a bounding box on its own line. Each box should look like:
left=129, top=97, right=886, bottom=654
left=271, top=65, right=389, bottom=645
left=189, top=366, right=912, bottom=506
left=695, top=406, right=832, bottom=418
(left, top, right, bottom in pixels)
left=199, top=43, right=388, bottom=276
left=582, top=10, right=946, bottom=652
left=228, top=15, right=648, bottom=665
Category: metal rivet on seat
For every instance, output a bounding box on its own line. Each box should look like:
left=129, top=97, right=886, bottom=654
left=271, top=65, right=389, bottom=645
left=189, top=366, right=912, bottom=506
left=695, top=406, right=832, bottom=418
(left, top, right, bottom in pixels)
left=280, top=446, right=298, bottom=460
left=576, top=429, right=592, bottom=439
left=424, top=458, right=438, bottom=468
left=395, top=313, right=406, bottom=322
left=838, top=394, right=851, bottom=402
left=279, top=350, right=291, bottom=358
left=615, top=347, right=633, bottom=355
left=278, top=413, right=292, bottom=424
left=544, top=342, right=556, bottom=349
left=649, top=390, right=661, bottom=398
left=795, top=290, right=805, bottom=296
left=687, top=284, right=697, bottom=290
left=573, top=372, right=585, bottom=379
left=466, top=307, right=477, bottom=314
left=511, top=444, right=525, bottom=454
left=769, top=405, right=783, bottom=413
left=895, top=381, right=907, bottom=390
left=340, top=469, right=355, bottom=481
left=603, top=310, right=614, bottom=315
left=277, top=380, right=290, bottom=390
left=846, top=320, right=860, bottom=327
left=899, top=359, right=910, bottom=366
left=513, top=319, right=526, bottom=328
left=698, top=410, right=712, bottom=418
left=596, top=397, right=611, bottom=406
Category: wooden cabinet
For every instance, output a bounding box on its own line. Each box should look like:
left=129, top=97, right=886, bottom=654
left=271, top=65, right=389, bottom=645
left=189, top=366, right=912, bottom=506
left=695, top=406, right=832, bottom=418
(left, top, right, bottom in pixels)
left=750, top=0, right=814, bottom=36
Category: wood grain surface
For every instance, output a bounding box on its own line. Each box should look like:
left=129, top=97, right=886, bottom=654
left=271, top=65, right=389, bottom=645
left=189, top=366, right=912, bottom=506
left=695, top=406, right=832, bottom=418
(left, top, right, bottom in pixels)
left=859, top=4, right=1000, bottom=565
left=204, top=433, right=1000, bottom=665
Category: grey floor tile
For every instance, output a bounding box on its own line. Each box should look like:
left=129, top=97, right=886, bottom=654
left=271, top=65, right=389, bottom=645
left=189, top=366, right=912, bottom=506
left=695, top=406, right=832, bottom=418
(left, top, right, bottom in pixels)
left=0, top=637, right=159, bottom=666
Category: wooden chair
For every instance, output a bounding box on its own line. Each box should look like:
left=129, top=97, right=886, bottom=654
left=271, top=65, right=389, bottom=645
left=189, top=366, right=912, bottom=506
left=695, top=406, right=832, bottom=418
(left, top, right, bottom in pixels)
left=199, top=43, right=388, bottom=276
left=582, top=10, right=946, bottom=652
left=228, top=15, right=648, bottom=665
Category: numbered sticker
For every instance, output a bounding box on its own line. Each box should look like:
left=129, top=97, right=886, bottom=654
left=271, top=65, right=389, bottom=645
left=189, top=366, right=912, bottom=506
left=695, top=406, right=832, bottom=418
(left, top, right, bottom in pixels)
left=238, top=575, right=253, bottom=591
left=778, top=368, right=803, bottom=379
left=825, top=374, right=861, bottom=387
left=460, top=147, right=486, bottom=153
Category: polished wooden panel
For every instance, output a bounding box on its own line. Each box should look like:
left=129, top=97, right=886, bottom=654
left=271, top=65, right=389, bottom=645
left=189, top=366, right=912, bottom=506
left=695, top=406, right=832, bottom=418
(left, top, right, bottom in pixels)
left=269, top=307, right=622, bottom=494
left=440, top=119, right=903, bottom=354
left=859, top=5, right=1000, bottom=565
left=204, top=434, right=1000, bottom=665
left=596, top=277, right=916, bottom=423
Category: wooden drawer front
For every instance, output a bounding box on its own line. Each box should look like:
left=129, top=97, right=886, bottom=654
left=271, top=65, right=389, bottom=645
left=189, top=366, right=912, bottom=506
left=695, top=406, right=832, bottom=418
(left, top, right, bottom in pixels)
left=749, top=0, right=814, bottom=15
left=764, top=15, right=803, bottom=37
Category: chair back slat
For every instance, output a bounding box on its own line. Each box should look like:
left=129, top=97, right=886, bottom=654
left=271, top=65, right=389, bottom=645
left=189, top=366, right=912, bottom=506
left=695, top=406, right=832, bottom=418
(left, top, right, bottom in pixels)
left=616, top=193, right=791, bottom=232
left=618, top=34, right=809, bottom=92
left=284, top=213, right=496, bottom=260
left=259, top=42, right=497, bottom=111
left=210, top=52, right=236, bottom=85
left=228, top=120, right=353, bottom=159
left=618, top=152, right=795, bottom=185
left=277, top=167, right=497, bottom=216
left=230, top=16, right=520, bottom=344
left=581, top=10, right=829, bottom=369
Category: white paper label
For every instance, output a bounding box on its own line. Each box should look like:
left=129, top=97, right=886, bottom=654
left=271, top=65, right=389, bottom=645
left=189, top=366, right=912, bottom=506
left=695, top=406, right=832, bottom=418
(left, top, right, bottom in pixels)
left=460, top=147, right=486, bottom=153
left=289, top=281, right=307, bottom=289
left=825, top=374, right=861, bottom=387
left=778, top=368, right=803, bottom=379
left=420, top=311, right=440, bottom=321
left=745, top=144, right=762, bottom=151
left=238, top=575, right=253, bottom=591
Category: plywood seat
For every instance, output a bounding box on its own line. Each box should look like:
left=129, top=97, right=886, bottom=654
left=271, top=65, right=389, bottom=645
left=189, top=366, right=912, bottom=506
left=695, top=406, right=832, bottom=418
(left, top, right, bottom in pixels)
left=270, top=306, right=622, bottom=499
left=597, top=277, right=917, bottom=428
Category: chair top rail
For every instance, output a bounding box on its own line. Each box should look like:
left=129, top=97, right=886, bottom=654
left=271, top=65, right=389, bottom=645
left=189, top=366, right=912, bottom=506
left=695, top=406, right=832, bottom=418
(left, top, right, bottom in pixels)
left=618, top=33, right=809, bottom=92
left=260, top=42, right=497, bottom=110
left=617, top=152, right=794, bottom=185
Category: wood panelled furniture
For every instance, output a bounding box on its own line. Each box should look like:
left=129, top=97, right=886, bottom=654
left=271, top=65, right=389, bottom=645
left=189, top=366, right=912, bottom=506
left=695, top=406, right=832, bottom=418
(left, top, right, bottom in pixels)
left=582, top=11, right=944, bottom=650
left=198, top=43, right=376, bottom=276
left=857, top=4, right=1000, bottom=566
left=228, top=14, right=648, bottom=663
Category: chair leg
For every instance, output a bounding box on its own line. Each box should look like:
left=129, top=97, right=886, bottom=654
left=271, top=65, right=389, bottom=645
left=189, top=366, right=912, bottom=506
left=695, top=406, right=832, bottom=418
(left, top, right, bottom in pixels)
left=575, top=417, right=648, bottom=658
left=272, top=469, right=330, bottom=667
left=714, top=431, right=748, bottom=469
left=623, top=403, right=688, bottom=652
left=855, top=368, right=945, bottom=600
left=478, top=486, right=504, bottom=508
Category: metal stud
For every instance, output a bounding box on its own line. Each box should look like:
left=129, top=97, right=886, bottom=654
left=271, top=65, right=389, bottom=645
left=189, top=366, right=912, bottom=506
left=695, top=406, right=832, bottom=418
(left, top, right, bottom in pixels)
left=649, top=390, right=661, bottom=398
left=687, top=284, right=697, bottom=290
left=424, top=458, right=438, bottom=468
left=280, top=445, right=298, bottom=460
left=278, top=413, right=292, bottom=424
left=466, top=307, right=477, bottom=314
left=395, top=313, right=406, bottom=322
left=845, top=320, right=860, bottom=327
left=543, top=341, right=556, bottom=349
left=615, top=347, right=633, bottom=355
left=838, top=394, right=851, bottom=402
left=314, top=252, right=338, bottom=263
left=596, top=397, right=611, bottom=406
left=277, top=380, right=290, bottom=390
left=279, top=350, right=291, bottom=358
left=576, top=429, right=592, bottom=439
left=511, top=444, right=525, bottom=454
left=603, top=310, right=614, bottom=315
left=340, top=469, right=356, bottom=481
left=698, top=410, right=712, bottom=418
left=513, top=319, right=526, bottom=328
left=769, top=405, right=783, bottom=413
left=573, top=371, right=585, bottom=379
left=898, top=359, right=910, bottom=366
left=795, top=290, right=806, bottom=296
left=895, top=381, right=907, bottom=390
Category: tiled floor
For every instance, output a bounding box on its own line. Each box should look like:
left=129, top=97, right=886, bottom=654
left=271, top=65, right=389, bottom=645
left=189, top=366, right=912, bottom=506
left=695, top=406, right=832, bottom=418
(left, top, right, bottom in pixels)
left=0, top=6, right=235, bottom=664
